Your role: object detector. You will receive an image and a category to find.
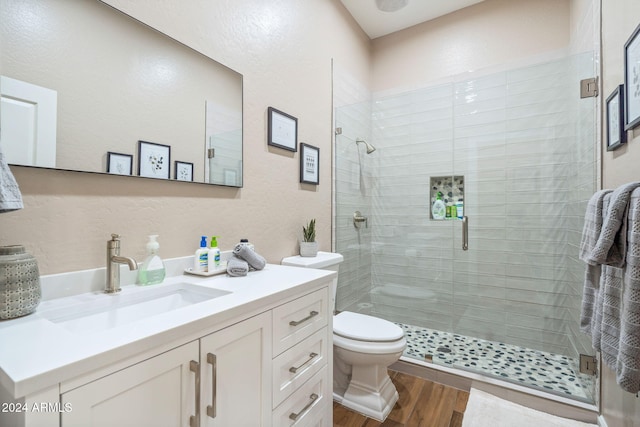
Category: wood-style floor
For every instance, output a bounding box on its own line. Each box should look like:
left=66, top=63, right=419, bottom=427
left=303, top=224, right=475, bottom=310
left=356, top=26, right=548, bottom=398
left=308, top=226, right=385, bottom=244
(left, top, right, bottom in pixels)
left=333, top=370, right=469, bottom=427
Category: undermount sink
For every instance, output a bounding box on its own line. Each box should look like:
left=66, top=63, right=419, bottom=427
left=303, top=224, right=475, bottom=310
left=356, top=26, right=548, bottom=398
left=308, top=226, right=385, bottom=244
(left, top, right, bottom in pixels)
left=40, top=282, right=231, bottom=335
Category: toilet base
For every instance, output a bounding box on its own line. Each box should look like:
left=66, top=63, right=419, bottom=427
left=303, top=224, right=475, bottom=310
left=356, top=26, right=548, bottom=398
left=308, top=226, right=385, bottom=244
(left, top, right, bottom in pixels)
left=333, top=371, right=399, bottom=421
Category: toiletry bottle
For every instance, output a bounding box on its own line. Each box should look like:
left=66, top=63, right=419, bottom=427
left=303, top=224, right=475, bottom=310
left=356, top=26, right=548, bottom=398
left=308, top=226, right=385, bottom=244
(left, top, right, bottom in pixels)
left=194, top=236, right=208, bottom=272
left=137, top=235, right=166, bottom=285
left=456, top=201, right=464, bottom=219
left=431, top=192, right=446, bottom=220
left=208, top=236, right=221, bottom=271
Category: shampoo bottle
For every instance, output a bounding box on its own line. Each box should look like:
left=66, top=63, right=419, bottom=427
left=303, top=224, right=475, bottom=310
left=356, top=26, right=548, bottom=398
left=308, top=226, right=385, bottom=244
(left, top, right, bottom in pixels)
left=208, top=236, right=221, bottom=271
left=194, top=236, right=208, bottom=272
left=137, top=235, right=166, bottom=285
left=431, top=192, right=446, bottom=220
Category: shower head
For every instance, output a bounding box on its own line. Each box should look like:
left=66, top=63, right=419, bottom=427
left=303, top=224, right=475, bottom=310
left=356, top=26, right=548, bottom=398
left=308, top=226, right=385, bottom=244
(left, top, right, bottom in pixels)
left=356, top=138, right=376, bottom=154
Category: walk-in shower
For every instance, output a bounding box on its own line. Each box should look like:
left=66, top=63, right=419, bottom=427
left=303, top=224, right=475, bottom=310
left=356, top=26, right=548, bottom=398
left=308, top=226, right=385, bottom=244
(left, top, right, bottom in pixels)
left=333, top=52, right=598, bottom=405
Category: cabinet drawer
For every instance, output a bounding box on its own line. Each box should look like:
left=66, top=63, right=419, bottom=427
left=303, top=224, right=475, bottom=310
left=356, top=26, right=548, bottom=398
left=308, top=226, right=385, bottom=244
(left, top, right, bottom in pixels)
left=273, top=287, right=328, bottom=356
left=272, top=328, right=328, bottom=408
left=272, top=365, right=329, bottom=427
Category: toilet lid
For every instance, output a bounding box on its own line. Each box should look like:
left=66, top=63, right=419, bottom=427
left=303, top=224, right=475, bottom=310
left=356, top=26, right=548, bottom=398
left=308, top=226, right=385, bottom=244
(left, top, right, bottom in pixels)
left=333, top=311, right=404, bottom=342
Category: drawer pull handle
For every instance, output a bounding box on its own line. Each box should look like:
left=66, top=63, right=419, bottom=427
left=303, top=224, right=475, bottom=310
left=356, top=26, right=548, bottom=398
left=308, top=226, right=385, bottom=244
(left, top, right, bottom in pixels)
left=289, top=352, right=318, bottom=373
left=189, top=360, right=200, bottom=427
left=289, top=310, right=318, bottom=326
left=289, top=393, right=319, bottom=421
left=206, top=353, right=217, bottom=418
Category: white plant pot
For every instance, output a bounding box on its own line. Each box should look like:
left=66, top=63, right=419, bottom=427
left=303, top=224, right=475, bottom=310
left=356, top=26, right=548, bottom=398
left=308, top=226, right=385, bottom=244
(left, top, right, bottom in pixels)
left=299, top=241, right=318, bottom=257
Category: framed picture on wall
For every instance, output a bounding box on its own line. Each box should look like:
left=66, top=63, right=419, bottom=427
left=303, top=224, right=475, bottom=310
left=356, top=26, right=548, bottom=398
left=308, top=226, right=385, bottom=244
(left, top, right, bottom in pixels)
left=606, top=85, right=627, bottom=151
left=267, top=107, right=298, bottom=152
left=138, top=140, right=170, bottom=179
left=300, top=143, right=319, bottom=185
left=174, top=161, right=193, bottom=181
left=106, top=152, right=133, bottom=175
left=624, top=22, right=640, bottom=130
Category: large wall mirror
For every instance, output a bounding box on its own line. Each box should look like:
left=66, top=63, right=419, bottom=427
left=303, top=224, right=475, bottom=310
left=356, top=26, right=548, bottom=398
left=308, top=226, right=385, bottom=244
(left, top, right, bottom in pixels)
left=0, top=0, right=243, bottom=187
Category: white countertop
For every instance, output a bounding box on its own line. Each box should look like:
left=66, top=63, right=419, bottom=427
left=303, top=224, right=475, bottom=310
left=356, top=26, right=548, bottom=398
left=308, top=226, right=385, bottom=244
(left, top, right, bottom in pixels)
left=0, top=264, right=334, bottom=399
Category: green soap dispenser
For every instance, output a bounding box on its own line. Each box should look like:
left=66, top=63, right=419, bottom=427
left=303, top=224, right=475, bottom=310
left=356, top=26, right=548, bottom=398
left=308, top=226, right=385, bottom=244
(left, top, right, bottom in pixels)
left=431, top=192, right=446, bottom=220
left=208, top=236, right=221, bottom=271
left=137, top=235, right=166, bottom=285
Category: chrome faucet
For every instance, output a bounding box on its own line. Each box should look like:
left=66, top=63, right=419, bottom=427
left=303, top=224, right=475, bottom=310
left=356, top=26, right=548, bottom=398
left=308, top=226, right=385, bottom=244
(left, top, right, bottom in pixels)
left=106, top=233, right=138, bottom=293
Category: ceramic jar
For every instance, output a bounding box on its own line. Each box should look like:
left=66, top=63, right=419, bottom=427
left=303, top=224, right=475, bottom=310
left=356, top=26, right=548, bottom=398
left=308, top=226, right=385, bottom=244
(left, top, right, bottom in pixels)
left=0, top=245, right=41, bottom=320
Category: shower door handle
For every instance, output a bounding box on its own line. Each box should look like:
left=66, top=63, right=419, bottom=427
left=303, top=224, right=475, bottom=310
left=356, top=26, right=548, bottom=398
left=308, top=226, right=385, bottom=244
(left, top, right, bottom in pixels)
left=462, top=216, right=468, bottom=251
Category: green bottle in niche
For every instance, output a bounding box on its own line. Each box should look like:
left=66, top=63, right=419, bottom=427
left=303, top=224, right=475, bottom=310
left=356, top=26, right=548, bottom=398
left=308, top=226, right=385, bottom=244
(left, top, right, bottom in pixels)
left=431, top=192, right=446, bottom=220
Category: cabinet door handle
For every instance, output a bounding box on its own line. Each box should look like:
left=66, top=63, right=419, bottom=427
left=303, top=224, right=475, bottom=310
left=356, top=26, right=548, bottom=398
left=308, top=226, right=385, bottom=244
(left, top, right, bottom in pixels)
left=189, top=360, right=200, bottom=427
left=289, top=352, right=318, bottom=373
left=289, top=310, right=318, bottom=326
left=289, top=393, right=319, bottom=421
left=206, top=353, right=217, bottom=418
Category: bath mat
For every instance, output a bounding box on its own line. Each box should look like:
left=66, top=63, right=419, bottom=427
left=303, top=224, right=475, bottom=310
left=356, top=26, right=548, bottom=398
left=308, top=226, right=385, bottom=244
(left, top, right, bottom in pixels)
left=461, top=388, right=597, bottom=427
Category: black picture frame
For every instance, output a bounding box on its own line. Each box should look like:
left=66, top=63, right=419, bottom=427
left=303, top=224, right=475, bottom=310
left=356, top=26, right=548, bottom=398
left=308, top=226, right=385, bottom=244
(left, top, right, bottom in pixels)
left=606, top=85, right=627, bottom=151
left=106, top=152, right=133, bottom=175
left=300, top=143, right=319, bottom=185
left=267, top=107, right=297, bottom=152
left=138, top=140, right=170, bottom=179
left=624, top=22, right=640, bottom=130
left=174, top=161, right=194, bottom=181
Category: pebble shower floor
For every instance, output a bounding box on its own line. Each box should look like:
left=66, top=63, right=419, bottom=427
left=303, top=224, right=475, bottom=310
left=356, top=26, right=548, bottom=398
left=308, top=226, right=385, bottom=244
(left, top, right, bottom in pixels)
left=398, top=323, right=595, bottom=402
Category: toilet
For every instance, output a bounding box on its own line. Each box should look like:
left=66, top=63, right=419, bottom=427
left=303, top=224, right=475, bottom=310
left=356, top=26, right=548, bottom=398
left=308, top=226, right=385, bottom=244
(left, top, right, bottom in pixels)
left=281, top=251, right=406, bottom=421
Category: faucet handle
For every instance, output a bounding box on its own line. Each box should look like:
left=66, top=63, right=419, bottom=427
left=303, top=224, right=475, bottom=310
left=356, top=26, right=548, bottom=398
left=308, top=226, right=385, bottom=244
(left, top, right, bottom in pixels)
left=109, top=234, right=122, bottom=249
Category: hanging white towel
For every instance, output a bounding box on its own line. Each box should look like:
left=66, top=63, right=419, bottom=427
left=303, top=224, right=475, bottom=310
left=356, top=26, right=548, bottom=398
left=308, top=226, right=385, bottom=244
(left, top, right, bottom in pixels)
left=0, top=145, right=23, bottom=213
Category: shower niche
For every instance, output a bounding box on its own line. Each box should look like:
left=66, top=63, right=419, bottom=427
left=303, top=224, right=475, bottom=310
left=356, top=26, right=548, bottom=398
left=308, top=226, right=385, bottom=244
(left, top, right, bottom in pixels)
left=430, top=175, right=464, bottom=220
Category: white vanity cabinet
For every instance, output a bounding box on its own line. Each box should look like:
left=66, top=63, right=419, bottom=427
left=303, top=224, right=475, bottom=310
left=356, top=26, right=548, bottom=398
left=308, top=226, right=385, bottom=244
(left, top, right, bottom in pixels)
left=0, top=267, right=335, bottom=427
left=271, top=287, right=332, bottom=427
left=61, top=341, right=198, bottom=427
left=61, top=312, right=272, bottom=427
left=199, top=311, right=271, bottom=427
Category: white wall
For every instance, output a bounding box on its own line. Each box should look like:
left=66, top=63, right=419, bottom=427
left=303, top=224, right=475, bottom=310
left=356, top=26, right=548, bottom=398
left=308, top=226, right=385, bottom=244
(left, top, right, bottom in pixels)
left=0, top=0, right=371, bottom=274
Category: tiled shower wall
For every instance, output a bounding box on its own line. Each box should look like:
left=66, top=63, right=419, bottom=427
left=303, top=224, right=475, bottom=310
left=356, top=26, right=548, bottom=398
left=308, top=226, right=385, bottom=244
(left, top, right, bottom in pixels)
left=335, top=53, right=596, bottom=359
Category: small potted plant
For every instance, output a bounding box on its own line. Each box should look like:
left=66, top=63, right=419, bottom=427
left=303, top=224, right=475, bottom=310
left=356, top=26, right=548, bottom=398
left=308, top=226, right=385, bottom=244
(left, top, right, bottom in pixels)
left=300, top=219, right=318, bottom=257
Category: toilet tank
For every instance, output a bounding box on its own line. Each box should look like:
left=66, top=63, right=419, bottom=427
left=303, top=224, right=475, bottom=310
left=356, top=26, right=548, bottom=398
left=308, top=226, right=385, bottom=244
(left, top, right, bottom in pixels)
left=281, top=252, right=343, bottom=311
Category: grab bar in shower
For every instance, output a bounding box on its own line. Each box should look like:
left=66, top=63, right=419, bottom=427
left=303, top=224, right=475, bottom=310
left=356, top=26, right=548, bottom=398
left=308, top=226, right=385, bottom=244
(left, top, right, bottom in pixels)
left=462, top=216, right=469, bottom=251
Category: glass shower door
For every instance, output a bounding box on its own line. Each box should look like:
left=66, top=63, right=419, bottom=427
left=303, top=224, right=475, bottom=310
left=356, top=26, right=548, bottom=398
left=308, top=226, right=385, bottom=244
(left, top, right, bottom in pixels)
left=449, top=53, right=598, bottom=402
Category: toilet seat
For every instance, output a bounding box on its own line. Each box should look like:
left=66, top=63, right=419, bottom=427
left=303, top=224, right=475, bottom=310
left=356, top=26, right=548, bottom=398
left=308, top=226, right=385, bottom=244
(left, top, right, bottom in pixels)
left=334, top=311, right=404, bottom=342
left=333, top=311, right=406, bottom=355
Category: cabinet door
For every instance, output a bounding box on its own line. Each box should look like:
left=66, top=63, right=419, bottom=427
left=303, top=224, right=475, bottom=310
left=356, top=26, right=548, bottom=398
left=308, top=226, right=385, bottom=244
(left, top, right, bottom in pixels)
left=61, top=341, right=198, bottom=427
left=200, top=311, right=272, bottom=427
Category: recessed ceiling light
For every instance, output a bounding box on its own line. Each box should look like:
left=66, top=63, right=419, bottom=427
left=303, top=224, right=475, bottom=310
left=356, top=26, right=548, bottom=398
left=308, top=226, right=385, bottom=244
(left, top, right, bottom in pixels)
left=375, top=0, right=409, bottom=13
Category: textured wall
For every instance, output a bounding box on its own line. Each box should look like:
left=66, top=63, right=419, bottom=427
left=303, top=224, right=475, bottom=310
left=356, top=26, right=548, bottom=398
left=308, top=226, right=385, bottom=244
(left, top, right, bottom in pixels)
left=600, top=0, right=640, bottom=423
left=0, top=0, right=370, bottom=274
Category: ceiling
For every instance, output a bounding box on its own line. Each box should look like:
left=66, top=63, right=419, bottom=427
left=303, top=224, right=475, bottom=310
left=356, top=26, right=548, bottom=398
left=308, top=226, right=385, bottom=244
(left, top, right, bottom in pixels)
left=339, top=0, right=485, bottom=39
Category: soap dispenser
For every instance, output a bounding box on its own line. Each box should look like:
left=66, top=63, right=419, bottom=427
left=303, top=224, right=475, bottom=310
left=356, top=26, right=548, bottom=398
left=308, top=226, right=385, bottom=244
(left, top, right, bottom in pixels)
left=137, top=235, right=166, bottom=285
left=194, top=236, right=208, bottom=272
left=431, top=192, right=446, bottom=220
left=208, top=236, right=221, bottom=271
